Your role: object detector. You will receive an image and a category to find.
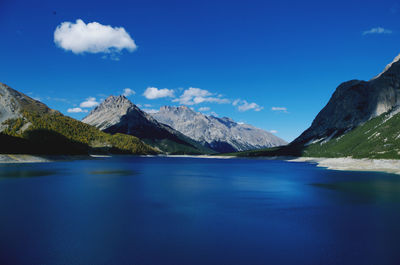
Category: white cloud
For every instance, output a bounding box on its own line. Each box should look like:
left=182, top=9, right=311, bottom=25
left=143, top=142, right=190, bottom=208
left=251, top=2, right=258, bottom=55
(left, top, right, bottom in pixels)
left=362, top=27, right=392, bottom=35
left=80, top=97, right=99, bottom=108
left=143, top=87, right=175, bottom=99
left=54, top=19, right=137, bottom=54
left=233, top=99, right=263, bottom=112
left=232, top=99, right=240, bottom=106
left=123, top=88, right=135, bottom=97
left=199, top=107, right=210, bottom=112
left=67, top=107, right=88, bottom=113
left=210, top=111, right=219, bottom=117
left=143, top=108, right=159, bottom=114
left=270, top=130, right=278, bottom=134
left=174, top=87, right=230, bottom=105
left=271, top=107, right=288, bottom=113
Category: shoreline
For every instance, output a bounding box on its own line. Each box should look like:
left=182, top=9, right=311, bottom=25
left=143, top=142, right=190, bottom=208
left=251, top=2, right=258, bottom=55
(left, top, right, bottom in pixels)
left=1, top=153, right=400, bottom=176
left=285, top=157, right=400, bottom=175
left=0, top=154, right=92, bottom=164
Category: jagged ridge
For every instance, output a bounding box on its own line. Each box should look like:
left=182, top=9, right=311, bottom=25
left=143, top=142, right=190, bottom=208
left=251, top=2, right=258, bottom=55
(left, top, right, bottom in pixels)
left=151, top=105, right=287, bottom=153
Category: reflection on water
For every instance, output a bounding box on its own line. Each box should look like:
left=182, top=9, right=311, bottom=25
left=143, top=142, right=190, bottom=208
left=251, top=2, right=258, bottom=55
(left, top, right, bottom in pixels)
left=313, top=180, right=400, bottom=203
left=0, top=167, right=56, bottom=178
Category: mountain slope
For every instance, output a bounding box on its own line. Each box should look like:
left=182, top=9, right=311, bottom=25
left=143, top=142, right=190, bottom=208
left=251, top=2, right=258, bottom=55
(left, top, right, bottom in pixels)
left=151, top=106, right=287, bottom=153
left=294, top=53, right=400, bottom=145
left=229, top=53, right=400, bottom=159
left=0, top=83, right=156, bottom=155
left=82, top=96, right=214, bottom=154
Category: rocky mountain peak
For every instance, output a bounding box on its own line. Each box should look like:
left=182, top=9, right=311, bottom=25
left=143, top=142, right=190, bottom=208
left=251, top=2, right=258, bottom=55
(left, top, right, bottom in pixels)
left=152, top=106, right=287, bottom=152
left=373, top=53, right=400, bottom=80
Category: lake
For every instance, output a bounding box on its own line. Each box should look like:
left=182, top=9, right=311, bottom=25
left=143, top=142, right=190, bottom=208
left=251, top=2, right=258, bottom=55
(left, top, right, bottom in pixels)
left=1, top=156, right=400, bottom=265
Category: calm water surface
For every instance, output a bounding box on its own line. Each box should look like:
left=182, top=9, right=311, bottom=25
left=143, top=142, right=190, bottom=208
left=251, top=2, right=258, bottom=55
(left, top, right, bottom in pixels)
left=1, top=157, right=400, bottom=265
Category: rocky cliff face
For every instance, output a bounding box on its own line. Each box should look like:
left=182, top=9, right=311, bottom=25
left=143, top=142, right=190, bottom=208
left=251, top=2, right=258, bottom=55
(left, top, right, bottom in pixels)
left=294, top=53, right=400, bottom=145
left=82, top=96, right=213, bottom=154
left=0, top=83, right=55, bottom=131
left=151, top=106, right=287, bottom=153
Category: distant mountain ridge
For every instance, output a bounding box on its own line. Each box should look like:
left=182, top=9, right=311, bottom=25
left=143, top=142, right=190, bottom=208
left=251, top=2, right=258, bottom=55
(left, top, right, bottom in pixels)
left=82, top=96, right=214, bottom=154
left=151, top=105, right=287, bottom=153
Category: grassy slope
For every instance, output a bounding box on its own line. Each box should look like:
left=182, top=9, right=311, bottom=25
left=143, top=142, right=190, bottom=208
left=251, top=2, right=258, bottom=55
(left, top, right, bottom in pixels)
left=1, top=111, right=158, bottom=155
left=223, top=111, right=400, bottom=159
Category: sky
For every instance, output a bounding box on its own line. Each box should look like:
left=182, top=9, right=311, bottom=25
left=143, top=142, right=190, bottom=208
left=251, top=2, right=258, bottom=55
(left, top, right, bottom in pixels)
left=1, top=0, right=400, bottom=142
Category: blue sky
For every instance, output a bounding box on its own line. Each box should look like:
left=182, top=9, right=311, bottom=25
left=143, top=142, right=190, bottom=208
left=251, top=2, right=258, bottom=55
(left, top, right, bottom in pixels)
left=1, top=0, right=399, bottom=141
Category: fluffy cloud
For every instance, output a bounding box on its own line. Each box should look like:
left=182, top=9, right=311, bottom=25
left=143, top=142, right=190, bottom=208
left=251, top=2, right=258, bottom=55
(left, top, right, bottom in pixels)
left=54, top=19, right=137, bottom=54
left=123, top=88, right=135, bottom=97
left=199, top=107, right=210, bottom=112
left=233, top=99, right=263, bottom=112
left=271, top=107, right=288, bottom=113
left=270, top=130, right=278, bottom=134
left=67, top=107, right=88, bottom=113
left=174, top=87, right=230, bottom=105
left=80, top=97, right=99, bottom=108
left=143, top=87, right=175, bottom=99
left=362, top=27, right=392, bottom=35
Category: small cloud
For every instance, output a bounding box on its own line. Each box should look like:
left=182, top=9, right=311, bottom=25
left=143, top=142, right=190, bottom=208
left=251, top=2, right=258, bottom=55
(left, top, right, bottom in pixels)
left=143, top=87, right=175, bottom=99
left=362, top=27, right=392, bottom=35
left=210, top=111, right=219, bottom=117
left=144, top=104, right=152, bottom=107
left=54, top=19, right=137, bottom=56
left=271, top=107, right=288, bottom=113
left=174, top=87, right=230, bottom=105
left=143, top=108, right=159, bottom=114
left=270, top=130, right=278, bottom=134
left=199, top=107, right=210, bottom=112
left=67, top=107, right=88, bottom=113
left=123, top=88, right=135, bottom=97
left=80, top=97, right=99, bottom=108
left=234, top=99, right=263, bottom=112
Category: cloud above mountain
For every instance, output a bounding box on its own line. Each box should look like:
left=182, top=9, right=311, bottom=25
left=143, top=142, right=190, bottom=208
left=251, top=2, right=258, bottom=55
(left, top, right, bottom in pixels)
left=233, top=99, right=263, bottom=112
left=143, top=87, right=175, bottom=99
left=123, top=88, right=135, bottom=97
left=174, top=87, right=230, bottom=105
left=80, top=97, right=99, bottom=108
left=54, top=19, right=137, bottom=54
left=67, top=107, right=88, bottom=113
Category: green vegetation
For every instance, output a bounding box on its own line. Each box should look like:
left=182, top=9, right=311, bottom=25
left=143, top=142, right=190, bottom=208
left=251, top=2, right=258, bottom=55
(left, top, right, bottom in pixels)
left=1, top=111, right=158, bottom=155
left=224, top=111, right=400, bottom=159
left=142, top=137, right=215, bottom=155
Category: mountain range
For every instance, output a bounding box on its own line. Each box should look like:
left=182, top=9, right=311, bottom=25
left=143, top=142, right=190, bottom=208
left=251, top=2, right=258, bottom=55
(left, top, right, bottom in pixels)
left=151, top=106, right=287, bottom=153
left=82, top=96, right=214, bottom=154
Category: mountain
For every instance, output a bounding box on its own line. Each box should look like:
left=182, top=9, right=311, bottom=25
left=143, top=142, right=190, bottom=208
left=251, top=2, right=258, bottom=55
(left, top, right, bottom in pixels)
left=82, top=96, right=214, bottom=154
left=0, top=82, right=156, bottom=155
left=151, top=106, right=287, bottom=153
left=230, top=53, right=400, bottom=159
left=294, top=53, right=400, bottom=145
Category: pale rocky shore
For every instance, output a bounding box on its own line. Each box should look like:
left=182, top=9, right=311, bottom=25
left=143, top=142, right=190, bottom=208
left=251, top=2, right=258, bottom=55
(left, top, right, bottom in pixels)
left=286, top=157, right=400, bottom=175
left=0, top=154, right=92, bottom=163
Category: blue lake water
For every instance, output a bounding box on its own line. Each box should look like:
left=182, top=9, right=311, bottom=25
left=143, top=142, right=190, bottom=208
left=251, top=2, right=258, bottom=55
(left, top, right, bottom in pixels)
left=1, top=156, right=400, bottom=265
